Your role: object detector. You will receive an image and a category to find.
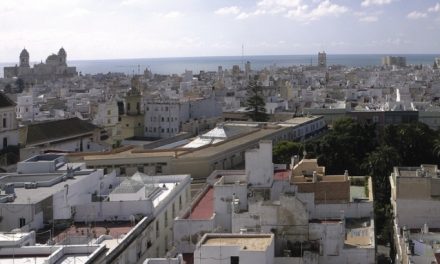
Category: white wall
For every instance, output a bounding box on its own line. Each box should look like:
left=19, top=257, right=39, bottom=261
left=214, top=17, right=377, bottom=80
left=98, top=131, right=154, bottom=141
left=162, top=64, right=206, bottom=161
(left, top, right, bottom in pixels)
left=74, top=200, right=153, bottom=222
left=173, top=218, right=215, bottom=253
left=245, top=141, right=273, bottom=188
left=394, top=198, right=440, bottom=228
left=214, top=183, right=248, bottom=232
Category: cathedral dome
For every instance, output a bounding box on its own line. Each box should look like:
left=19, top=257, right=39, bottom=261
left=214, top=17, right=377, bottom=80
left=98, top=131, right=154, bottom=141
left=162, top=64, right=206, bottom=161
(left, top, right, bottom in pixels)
left=20, top=48, right=29, bottom=58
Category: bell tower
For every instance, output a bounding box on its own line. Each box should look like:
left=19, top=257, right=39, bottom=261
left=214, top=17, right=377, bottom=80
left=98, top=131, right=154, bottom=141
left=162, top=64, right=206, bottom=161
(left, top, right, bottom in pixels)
left=19, top=48, right=30, bottom=67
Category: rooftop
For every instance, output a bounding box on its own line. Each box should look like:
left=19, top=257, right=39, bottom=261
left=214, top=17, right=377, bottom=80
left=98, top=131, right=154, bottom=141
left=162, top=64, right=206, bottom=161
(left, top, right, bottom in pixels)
left=345, top=218, right=374, bottom=248
left=24, top=117, right=98, bottom=146
left=187, top=187, right=214, bottom=220
left=0, top=92, right=16, bottom=108
left=201, top=234, right=273, bottom=251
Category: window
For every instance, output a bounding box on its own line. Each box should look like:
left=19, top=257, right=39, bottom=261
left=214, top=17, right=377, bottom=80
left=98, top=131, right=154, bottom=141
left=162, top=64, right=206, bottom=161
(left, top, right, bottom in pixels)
left=164, top=211, right=168, bottom=227
left=155, top=221, right=160, bottom=238
left=19, top=218, right=26, bottom=227
left=172, top=204, right=175, bottom=219
left=179, top=195, right=182, bottom=210
left=120, top=167, right=126, bottom=175
left=231, top=256, right=239, bottom=264
left=155, top=165, right=162, bottom=174
left=2, top=118, right=6, bottom=128
left=107, top=110, right=111, bottom=115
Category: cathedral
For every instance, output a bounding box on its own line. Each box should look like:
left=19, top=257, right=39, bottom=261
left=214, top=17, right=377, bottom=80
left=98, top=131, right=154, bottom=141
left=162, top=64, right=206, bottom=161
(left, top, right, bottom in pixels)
left=3, top=48, right=77, bottom=81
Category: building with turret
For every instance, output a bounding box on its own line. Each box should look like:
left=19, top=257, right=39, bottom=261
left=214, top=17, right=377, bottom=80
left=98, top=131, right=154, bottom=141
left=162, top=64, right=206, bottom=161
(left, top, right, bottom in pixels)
left=3, top=48, right=77, bottom=82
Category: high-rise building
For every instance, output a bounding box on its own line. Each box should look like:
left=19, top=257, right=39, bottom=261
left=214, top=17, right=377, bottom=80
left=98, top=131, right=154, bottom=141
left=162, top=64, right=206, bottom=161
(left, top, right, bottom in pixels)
left=318, top=51, right=327, bottom=68
left=382, top=56, right=407, bottom=67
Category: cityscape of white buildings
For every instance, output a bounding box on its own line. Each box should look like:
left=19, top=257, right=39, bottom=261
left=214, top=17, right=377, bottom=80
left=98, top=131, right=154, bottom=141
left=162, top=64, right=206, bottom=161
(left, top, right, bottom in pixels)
left=1, top=49, right=440, bottom=263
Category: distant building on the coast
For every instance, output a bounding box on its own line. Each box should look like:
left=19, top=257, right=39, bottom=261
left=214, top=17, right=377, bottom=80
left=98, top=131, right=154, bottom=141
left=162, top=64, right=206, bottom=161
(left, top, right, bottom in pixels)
left=435, top=57, right=440, bottom=68
left=3, top=48, right=77, bottom=82
left=382, top=56, right=407, bottom=67
left=318, top=51, right=327, bottom=67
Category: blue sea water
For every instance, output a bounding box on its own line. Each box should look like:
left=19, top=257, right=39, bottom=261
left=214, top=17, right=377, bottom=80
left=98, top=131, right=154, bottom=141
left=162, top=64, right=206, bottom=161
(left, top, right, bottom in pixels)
left=1, top=54, right=439, bottom=77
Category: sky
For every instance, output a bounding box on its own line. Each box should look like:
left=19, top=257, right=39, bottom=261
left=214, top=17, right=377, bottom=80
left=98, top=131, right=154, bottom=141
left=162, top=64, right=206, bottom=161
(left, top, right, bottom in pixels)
left=0, top=0, right=440, bottom=62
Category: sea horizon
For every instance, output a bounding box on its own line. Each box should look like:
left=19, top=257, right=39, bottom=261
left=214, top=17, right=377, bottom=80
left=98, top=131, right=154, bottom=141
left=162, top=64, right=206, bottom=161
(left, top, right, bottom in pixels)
left=1, top=53, right=439, bottom=77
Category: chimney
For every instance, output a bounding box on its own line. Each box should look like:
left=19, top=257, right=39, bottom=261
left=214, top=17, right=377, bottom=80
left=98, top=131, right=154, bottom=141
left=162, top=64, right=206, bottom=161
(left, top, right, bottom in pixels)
left=291, top=155, right=299, bottom=169
left=312, top=171, right=317, bottom=183
left=344, top=170, right=349, bottom=180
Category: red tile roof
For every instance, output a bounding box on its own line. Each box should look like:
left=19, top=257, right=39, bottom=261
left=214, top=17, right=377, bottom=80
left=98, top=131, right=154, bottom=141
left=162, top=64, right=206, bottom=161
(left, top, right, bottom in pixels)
left=274, top=170, right=290, bottom=181
left=188, top=187, right=214, bottom=220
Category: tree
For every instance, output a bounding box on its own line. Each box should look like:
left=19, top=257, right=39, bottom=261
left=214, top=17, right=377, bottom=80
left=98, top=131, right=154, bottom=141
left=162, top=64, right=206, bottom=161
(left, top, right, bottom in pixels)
left=273, top=141, right=303, bottom=165
left=245, top=79, right=269, bottom=122
left=383, top=122, right=437, bottom=166
left=361, top=145, right=401, bottom=203
left=313, top=118, right=377, bottom=175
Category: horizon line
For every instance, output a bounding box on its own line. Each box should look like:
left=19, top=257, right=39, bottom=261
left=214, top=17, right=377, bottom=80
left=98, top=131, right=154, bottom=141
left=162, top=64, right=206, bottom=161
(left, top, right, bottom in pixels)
left=1, top=53, right=439, bottom=64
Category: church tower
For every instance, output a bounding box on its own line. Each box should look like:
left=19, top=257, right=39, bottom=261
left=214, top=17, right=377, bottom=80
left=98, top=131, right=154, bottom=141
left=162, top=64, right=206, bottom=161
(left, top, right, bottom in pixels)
left=19, top=48, right=30, bottom=67
left=58, top=47, right=67, bottom=66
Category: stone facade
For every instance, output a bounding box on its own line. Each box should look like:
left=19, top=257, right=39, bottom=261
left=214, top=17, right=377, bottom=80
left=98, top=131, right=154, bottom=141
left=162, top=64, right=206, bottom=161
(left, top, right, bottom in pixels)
left=3, top=48, right=77, bottom=82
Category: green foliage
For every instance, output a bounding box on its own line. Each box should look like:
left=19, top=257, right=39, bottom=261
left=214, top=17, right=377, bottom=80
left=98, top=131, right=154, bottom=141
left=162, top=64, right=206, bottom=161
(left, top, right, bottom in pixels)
left=245, top=79, right=269, bottom=122
left=312, top=118, right=377, bottom=175
left=361, top=145, right=401, bottom=204
left=273, top=141, right=303, bottom=164
left=310, top=117, right=440, bottom=249
left=383, top=122, right=437, bottom=166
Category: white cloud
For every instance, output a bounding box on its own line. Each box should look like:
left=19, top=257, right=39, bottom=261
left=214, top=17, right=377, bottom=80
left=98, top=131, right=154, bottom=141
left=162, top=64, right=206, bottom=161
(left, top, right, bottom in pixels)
left=361, top=0, right=393, bottom=7
left=407, top=11, right=427, bottom=19
left=215, top=6, right=240, bottom=15
left=286, top=0, right=348, bottom=22
left=428, top=3, right=440, bottom=12
left=257, top=0, right=303, bottom=8
left=359, top=15, right=378, bottom=22
left=162, top=11, right=183, bottom=19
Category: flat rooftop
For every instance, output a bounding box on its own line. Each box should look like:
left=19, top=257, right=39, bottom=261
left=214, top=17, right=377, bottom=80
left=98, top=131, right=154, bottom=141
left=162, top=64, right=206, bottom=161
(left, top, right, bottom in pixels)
left=0, top=256, right=48, bottom=264
left=345, top=218, right=373, bottom=248
left=50, top=221, right=134, bottom=245
left=5, top=173, right=93, bottom=204
left=180, top=126, right=285, bottom=159
left=202, top=234, right=273, bottom=251
left=187, top=187, right=214, bottom=220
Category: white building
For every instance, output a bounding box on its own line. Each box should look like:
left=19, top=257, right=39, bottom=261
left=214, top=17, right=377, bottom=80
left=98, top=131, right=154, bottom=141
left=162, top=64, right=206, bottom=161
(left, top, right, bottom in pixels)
left=194, top=233, right=275, bottom=264
left=144, top=96, right=222, bottom=138
left=174, top=141, right=375, bottom=264
left=0, top=154, right=104, bottom=231
left=390, top=164, right=440, bottom=263
left=16, top=94, right=39, bottom=121
left=0, top=92, right=19, bottom=150
left=0, top=153, right=193, bottom=263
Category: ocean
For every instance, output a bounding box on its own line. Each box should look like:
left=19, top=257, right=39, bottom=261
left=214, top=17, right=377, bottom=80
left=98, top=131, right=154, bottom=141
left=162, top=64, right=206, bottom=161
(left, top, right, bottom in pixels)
left=1, top=54, right=439, bottom=77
